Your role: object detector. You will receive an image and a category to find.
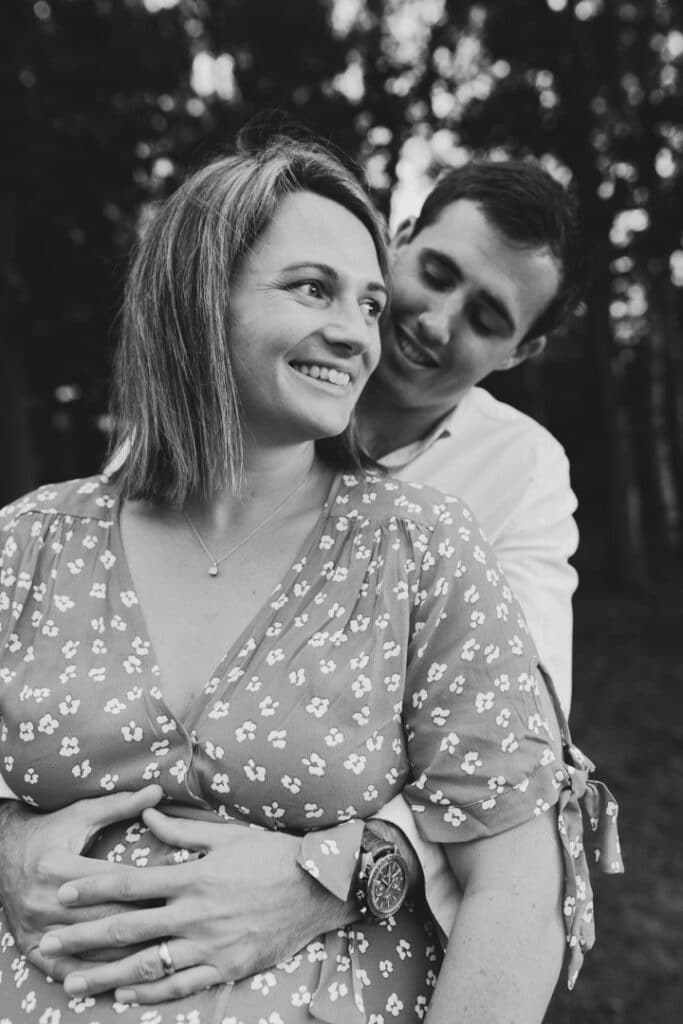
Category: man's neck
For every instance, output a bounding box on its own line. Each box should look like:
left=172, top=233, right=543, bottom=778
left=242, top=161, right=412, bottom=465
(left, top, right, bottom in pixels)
left=358, top=383, right=459, bottom=460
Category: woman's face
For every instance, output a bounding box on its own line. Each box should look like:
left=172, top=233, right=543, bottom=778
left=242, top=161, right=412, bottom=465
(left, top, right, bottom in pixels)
left=227, top=190, right=387, bottom=449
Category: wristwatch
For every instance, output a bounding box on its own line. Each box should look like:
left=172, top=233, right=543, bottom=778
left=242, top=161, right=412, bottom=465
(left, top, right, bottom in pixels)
left=355, top=822, right=409, bottom=921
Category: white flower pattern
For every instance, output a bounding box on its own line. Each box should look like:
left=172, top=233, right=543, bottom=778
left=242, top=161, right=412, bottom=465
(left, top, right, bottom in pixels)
left=0, top=473, right=621, bottom=1022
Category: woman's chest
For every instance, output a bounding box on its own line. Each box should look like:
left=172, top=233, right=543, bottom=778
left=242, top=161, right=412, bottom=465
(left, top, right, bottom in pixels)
left=0, top=527, right=417, bottom=821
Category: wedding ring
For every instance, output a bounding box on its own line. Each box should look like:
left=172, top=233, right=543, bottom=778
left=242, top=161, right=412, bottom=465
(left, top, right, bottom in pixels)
left=158, top=940, right=176, bottom=977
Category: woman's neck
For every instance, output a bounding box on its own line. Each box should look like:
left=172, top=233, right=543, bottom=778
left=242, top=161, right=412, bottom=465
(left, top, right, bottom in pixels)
left=184, top=442, right=323, bottom=536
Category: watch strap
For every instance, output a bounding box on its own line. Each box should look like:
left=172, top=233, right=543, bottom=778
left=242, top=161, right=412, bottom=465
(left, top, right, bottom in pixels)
left=356, top=822, right=409, bottom=919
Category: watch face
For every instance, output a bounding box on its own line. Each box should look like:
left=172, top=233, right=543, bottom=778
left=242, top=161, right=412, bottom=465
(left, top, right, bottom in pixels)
left=367, top=854, right=408, bottom=919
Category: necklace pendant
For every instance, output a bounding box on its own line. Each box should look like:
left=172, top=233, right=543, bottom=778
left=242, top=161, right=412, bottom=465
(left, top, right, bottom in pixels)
left=208, top=563, right=219, bottom=578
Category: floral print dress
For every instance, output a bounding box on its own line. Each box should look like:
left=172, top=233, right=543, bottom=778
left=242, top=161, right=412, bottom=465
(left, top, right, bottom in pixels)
left=0, top=473, right=622, bottom=1024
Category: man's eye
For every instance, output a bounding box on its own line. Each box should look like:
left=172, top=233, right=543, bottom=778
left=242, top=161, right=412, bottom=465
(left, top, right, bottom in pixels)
left=422, top=264, right=453, bottom=290
left=470, top=307, right=504, bottom=337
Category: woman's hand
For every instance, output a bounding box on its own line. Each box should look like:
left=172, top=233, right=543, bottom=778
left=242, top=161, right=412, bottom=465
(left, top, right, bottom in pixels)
left=39, top=808, right=357, bottom=1004
left=0, top=786, right=164, bottom=981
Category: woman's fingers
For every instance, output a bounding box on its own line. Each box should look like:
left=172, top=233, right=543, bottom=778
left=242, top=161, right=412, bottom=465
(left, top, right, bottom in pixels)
left=57, top=861, right=183, bottom=908
left=39, top=905, right=171, bottom=957
left=141, top=807, right=222, bottom=852
left=78, top=785, right=164, bottom=841
left=116, top=965, right=226, bottom=1005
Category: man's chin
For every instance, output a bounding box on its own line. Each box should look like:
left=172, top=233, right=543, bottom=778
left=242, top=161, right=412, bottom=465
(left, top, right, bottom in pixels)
left=368, top=356, right=428, bottom=409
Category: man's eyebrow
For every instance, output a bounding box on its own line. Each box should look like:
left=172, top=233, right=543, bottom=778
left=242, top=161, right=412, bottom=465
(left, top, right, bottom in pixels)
left=422, top=249, right=517, bottom=334
left=282, top=262, right=388, bottom=298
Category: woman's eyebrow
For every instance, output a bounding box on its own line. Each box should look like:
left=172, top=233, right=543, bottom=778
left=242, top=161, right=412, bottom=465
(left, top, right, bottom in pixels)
left=282, top=262, right=388, bottom=298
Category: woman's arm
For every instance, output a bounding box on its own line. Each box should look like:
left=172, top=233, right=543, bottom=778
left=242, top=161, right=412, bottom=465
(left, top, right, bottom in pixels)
left=425, top=810, right=565, bottom=1024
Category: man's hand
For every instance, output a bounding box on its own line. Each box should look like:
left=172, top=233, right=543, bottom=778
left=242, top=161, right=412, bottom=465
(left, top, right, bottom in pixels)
left=0, top=786, right=163, bottom=980
left=39, top=808, right=359, bottom=1004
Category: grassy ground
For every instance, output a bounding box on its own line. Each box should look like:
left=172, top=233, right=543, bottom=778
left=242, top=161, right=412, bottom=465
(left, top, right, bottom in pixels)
left=546, top=573, right=683, bottom=1023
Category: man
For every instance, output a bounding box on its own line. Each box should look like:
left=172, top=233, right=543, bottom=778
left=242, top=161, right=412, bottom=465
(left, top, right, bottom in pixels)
left=360, top=159, right=580, bottom=707
left=0, top=158, right=582, bottom=996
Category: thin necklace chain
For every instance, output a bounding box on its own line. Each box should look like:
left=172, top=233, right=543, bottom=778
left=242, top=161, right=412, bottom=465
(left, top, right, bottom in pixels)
left=183, top=464, right=313, bottom=578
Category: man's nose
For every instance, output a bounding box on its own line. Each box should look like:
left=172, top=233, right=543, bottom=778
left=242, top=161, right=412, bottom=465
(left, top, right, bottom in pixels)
left=417, top=296, right=464, bottom=348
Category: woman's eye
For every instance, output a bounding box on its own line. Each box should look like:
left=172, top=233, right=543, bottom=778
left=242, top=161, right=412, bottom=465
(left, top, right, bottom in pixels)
left=292, top=279, right=326, bottom=300
left=360, top=297, right=383, bottom=321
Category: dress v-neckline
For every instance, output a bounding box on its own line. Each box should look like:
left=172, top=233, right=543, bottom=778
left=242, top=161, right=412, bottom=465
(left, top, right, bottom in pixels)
left=109, top=471, right=345, bottom=731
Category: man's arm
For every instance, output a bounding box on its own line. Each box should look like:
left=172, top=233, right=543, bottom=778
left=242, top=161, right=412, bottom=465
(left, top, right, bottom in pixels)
left=34, top=807, right=422, bottom=1004
left=494, top=446, right=578, bottom=715
left=371, top=793, right=460, bottom=942
left=0, top=788, right=164, bottom=979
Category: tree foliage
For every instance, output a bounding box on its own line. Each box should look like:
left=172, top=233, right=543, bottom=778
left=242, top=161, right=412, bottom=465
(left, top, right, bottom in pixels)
left=2, top=0, right=682, bottom=581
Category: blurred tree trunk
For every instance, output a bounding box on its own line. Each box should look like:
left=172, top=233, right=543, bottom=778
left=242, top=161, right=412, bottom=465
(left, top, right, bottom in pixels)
left=630, top=306, right=673, bottom=555
left=0, top=191, right=38, bottom=505
left=0, top=345, right=38, bottom=506
left=588, top=273, right=648, bottom=587
left=665, top=338, right=683, bottom=555
left=661, top=279, right=683, bottom=555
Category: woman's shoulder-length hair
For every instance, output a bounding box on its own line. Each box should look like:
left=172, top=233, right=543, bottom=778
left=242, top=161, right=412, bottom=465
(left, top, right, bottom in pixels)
left=109, top=134, right=389, bottom=506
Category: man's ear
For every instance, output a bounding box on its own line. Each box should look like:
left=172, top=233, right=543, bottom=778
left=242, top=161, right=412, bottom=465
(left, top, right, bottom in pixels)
left=390, top=217, right=417, bottom=253
left=503, top=335, right=547, bottom=369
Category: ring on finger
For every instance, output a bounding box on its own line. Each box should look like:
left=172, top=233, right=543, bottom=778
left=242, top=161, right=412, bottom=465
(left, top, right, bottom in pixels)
left=158, top=941, right=176, bottom=977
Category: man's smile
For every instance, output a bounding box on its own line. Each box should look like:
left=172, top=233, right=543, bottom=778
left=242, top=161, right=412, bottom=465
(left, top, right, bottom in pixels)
left=394, top=326, right=441, bottom=369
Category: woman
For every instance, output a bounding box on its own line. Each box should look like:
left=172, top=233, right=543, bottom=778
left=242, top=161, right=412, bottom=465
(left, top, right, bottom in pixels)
left=0, top=136, right=620, bottom=1023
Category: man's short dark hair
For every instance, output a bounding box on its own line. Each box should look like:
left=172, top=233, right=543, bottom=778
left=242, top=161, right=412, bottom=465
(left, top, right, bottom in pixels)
left=412, top=159, right=584, bottom=340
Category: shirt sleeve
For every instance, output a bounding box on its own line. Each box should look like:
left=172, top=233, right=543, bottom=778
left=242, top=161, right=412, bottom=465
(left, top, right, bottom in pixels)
left=402, top=497, right=566, bottom=845
left=494, top=445, right=578, bottom=716
left=373, top=792, right=460, bottom=942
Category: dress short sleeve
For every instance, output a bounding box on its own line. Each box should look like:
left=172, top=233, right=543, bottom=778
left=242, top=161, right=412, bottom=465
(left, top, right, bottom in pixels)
left=402, top=496, right=564, bottom=844
left=0, top=503, right=41, bottom=653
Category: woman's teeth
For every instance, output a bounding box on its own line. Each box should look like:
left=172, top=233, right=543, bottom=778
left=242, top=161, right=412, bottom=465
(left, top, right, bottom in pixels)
left=292, top=364, right=351, bottom=387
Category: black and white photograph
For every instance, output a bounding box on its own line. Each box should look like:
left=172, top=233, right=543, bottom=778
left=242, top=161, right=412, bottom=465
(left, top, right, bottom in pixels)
left=1, top=1, right=681, bottom=1021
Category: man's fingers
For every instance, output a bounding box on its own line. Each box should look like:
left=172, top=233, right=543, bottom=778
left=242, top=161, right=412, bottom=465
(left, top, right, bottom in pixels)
left=59, top=939, right=221, bottom=1001
left=39, top=906, right=171, bottom=957
left=59, top=899, right=139, bottom=929
left=27, top=947, right=106, bottom=983
left=49, top=848, right=142, bottom=880
left=77, top=785, right=164, bottom=839
left=58, top=862, right=181, bottom=907
left=116, top=965, right=225, bottom=1005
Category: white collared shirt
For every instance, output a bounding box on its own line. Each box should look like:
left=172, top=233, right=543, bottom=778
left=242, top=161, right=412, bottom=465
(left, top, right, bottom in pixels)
left=376, top=385, right=578, bottom=939
left=380, top=386, right=578, bottom=710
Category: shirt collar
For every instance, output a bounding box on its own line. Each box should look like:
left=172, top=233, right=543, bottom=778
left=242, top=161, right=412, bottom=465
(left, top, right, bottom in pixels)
left=378, top=403, right=461, bottom=470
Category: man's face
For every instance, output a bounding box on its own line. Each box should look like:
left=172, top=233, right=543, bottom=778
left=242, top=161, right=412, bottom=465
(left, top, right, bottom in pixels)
left=374, top=199, right=561, bottom=417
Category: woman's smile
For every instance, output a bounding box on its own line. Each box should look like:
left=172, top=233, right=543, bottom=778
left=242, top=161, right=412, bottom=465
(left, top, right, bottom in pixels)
left=289, top=361, right=353, bottom=388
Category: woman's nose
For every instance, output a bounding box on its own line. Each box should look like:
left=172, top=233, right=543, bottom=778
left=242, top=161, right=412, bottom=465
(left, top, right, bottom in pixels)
left=322, top=305, right=377, bottom=357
